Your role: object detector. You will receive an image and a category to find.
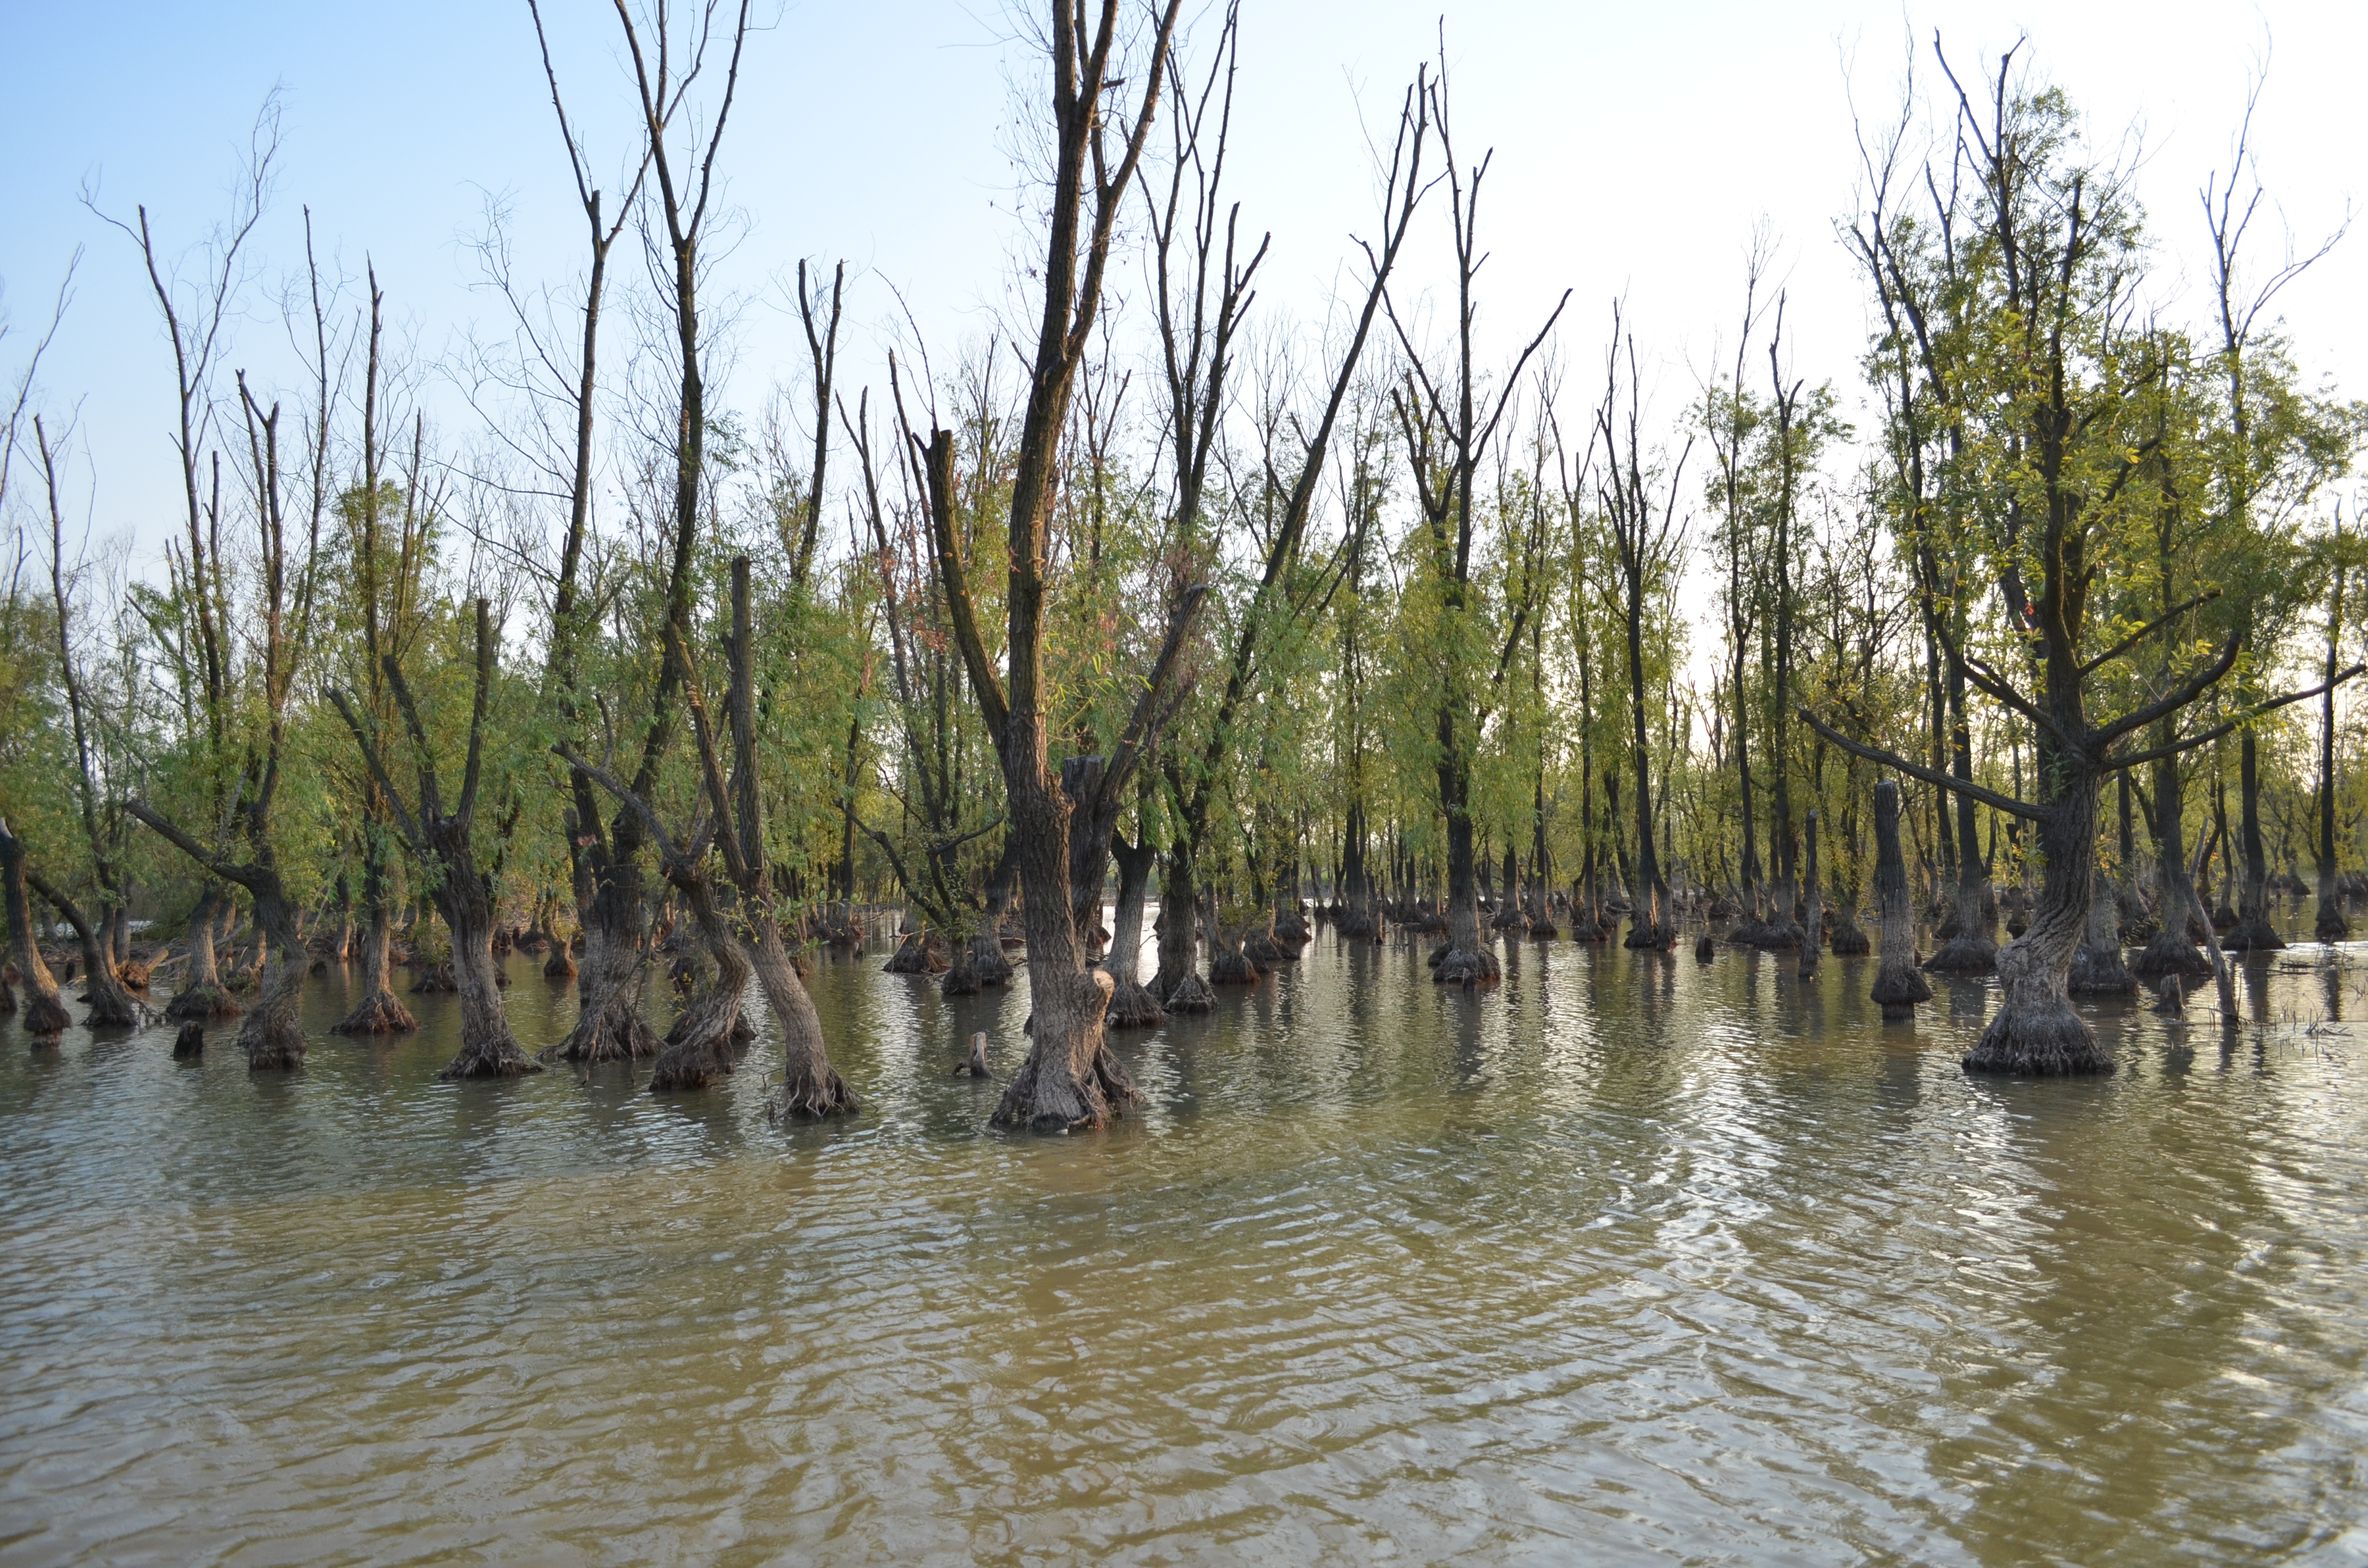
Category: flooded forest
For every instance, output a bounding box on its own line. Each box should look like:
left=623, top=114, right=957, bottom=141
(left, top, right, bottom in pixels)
left=4, top=3, right=2367, bottom=1564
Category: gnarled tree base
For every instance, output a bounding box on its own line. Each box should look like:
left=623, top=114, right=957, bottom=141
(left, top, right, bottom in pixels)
left=172, top=1022, right=204, bottom=1058
left=166, top=981, right=243, bottom=1021
left=767, top=1061, right=859, bottom=1120
left=1829, top=919, right=1871, bottom=956
left=1921, top=935, right=1998, bottom=974
left=1430, top=943, right=1501, bottom=986
left=2068, top=942, right=2138, bottom=995
left=237, top=1009, right=306, bottom=1072
left=1622, top=922, right=1677, bottom=952
left=21, top=993, right=70, bottom=1036
left=1961, top=1002, right=2114, bottom=1076
left=1105, top=979, right=1165, bottom=1029
left=991, top=1041, right=1135, bottom=1134
left=2129, top=931, right=2212, bottom=979
left=440, top=1029, right=542, bottom=1080
left=1162, top=972, right=1216, bottom=1013
left=2221, top=918, right=2285, bottom=953
left=334, top=989, right=417, bottom=1035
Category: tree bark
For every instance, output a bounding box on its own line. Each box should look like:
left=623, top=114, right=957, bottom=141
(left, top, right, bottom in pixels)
left=333, top=833, right=415, bottom=1033
left=167, top=885, right=242, bottom=1019
left=28, top=872, right=138, bottom=1026
left=1962, top=778, right=2111, bottom=1075
left=648, top=870, right=745, bottom=1091
left=1103, top=834, right=1163, bottom=1027
left=1870, top=780, right=1931, bottom=1018
left=1, top=822, right=71, bottom=1036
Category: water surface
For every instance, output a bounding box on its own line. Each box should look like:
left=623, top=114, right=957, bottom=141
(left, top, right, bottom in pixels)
left=4, top=929, right=2367, bottom=1565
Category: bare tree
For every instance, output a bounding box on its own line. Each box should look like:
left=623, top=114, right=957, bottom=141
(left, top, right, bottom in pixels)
left=920, top=0, right=1186, bottom=1131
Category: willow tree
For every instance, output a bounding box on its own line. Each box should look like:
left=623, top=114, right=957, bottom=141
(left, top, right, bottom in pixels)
left=333, top=600, right=539, bottom=1079
left=1809, top=49, right=2356, bottom=1074
left=1385, top=56, right=1566, bottom=987
left=921, top=0, right=1185, bottom=1132
left=552, top=0, right=750, bottom=1063
left=1593, top=321, right=1688, bottom=951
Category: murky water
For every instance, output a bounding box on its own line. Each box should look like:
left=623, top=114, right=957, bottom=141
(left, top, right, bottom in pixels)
left=4, top=924, right=2367, bottom=1565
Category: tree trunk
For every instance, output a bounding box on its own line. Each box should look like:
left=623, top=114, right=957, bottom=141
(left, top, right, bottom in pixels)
left=1153, top=841, right=1213, bottom=1012
left=547, top=853, right=657, bottom=1061
left=1103, top=836, right=1163, bottom=1028
left=1797, top=808, right=1824, bottom=977
left=2225, top=729, right=2283, bottom=950
left=754, top=916, right=853, bottom=1118
left=1962, top=773, right=2112, bottom=1075
left=943, top=844, right=1017, bottom=996
left=990, top=721, right=1127, bottom=1133
left=334, top=838, right=415, bottom=1033
left=1870, top=780, right=1931, bottom=1018
left=646, top=871, right=745, bottom=1091
left=436, top=872, right=538, bottom=1080
left=167, top=884, right=242, bottom=1019
left=2132, top=749, right=2214, bottom=979
left=1431, top=772, right=1499, bottom=984
left=1923, top=692, right=1996, bottom=972
left=31, top=876, right=138, bottom=1026
left=2068, top=869, right=2137, bottom=995
left=234, top=886, right=311, bottom=1072
left=1, top=825, right=71, bottom=1036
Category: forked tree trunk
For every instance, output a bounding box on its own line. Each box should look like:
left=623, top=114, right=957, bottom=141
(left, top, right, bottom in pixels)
left=438, top=879, right=538, bottom=1081
left=1103, top=837, right=1163, bottom=1028
left=549, top=865, right=658, bottom=1061
left=1, top=824, right=71, bottom=1037
left=26, top=872, right=138, bottom=1027
left=1869, top=781, right=1931, bottom=1019
left=1962, top=773, right=2111, bottom=1076
left=167, top=885, right=242, bottom=1019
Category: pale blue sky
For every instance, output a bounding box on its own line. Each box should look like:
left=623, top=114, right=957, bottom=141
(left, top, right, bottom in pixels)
left=5, top=1, right=2363, bottom=575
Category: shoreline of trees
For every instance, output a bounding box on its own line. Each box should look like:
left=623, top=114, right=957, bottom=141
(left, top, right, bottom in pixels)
left=4, top=9, right=2362, bottom=1119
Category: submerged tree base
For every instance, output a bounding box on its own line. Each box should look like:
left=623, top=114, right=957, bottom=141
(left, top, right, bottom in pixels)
left=334, top=988, right=418, bottom=1035
left=166, top=982, right=243, bottom=1021
left=1162, top=972, right=1217, bottom=1013
left=2222, top=917, right=2285, bottom=953
left=1921, top=935, right=1998, bottom=974
left=21, top=993, right=70, bottom=1037
left=440, top=1032, right=543, bottom=1080
left=238, top=1013, right=306, bottom=1071
left=1430, top=942, right=1501, bottom=986
left=1961, top=1003, right=2114, bottom=1075
left=2068, top=942, right=2138, bottom=995
left=990, top=1040, right=1135, bottom=1133
left=767, top=1063, right=860, bottom=1120
left=2129, top=931, right=2213, bottom=979
left=1104, top=979, right=1166, bottom=1029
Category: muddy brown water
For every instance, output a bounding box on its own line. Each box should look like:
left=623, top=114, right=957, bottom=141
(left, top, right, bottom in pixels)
left=3, top=924, right=2367, bottom=1565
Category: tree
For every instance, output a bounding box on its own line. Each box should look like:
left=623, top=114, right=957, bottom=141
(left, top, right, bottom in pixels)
left=919, top=0, right=1186, bottom=1131
left=333, top=600, right=539, bottom=1079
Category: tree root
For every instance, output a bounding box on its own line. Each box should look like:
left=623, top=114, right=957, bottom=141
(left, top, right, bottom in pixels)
left=1429, top=942, right=1501, bottom=986
left=439, top=1031, right=543, bottom=1080
left=767, top=1060, right=860, bottom=1120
